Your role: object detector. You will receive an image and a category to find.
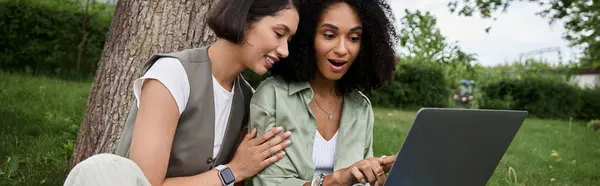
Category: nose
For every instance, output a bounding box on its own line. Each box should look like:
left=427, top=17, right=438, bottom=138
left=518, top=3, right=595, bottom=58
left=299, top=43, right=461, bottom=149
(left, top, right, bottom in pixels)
left=276, top=41, right=289, bottom=58
left=333, top=38, right=348, bottom=56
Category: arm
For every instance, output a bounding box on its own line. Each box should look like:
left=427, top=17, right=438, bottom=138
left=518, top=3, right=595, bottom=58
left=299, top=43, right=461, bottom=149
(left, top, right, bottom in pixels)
left=130, top=79, right=226, bottom=186
left=247, top=83, right=308, bottom=186
left=165, top=107, right=291, bottom=186
left=249, top=103, right=308, bottom=186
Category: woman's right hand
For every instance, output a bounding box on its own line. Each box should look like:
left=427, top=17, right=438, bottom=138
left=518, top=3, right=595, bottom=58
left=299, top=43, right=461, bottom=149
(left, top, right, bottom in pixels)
left=226, top=127, right=292, bottom=182
left=327, top=157, right=388, bottom=186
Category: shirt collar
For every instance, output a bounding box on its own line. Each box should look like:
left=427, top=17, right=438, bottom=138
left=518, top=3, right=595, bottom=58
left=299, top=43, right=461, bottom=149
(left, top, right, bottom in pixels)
left=288, top=81, right=312, bottom=96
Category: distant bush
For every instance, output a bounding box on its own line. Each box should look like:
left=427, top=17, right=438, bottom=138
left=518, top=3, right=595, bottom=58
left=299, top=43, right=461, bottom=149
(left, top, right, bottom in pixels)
left=370, top=60, right=450, bottom=109
left=579, top=88, right=600, bottom=120
left=0, top=0, right=113, bottom=77
left=480, top=76, right=599, bottom=120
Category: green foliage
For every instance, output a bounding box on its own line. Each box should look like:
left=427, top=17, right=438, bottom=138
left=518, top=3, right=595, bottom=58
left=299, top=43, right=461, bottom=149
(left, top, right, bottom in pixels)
left=398, top=10, right=478, bottom=65
left=242, top=69, right=268, bottom=89
left=485, top=59, right=573, bottom=81
left=398, top=10, right=446, bottom=60
left=0, top=0, right=113, bottom=77
left=480, top=76, right=599, bottom=120
left=370, top=58, right=450, bottom=109
left=398, top=9, right=479, bottom=92
left=579, top=88, right=600, bottom=120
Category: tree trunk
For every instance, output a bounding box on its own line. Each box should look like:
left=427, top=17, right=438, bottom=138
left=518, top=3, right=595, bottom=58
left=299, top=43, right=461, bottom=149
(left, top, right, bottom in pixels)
left=69, top=0, right=218, bottom=169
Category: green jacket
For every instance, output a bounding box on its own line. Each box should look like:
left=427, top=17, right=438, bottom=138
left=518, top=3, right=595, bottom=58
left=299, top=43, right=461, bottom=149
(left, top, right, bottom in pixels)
left=249, top=76, right=375, bottom=186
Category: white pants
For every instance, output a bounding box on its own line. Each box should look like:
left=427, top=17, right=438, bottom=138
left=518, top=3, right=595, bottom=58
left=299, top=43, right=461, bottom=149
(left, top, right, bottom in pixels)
left=63, top=153, right=152, bottom=186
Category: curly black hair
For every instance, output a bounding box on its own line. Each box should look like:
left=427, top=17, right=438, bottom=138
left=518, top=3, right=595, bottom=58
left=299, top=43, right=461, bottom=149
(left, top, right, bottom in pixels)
left=270, top=0, right=398, bottom=94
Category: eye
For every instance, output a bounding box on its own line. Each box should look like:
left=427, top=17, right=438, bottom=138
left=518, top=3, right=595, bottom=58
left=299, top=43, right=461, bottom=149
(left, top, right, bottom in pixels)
left=274, top=31, right=283, bottom=39
left=349, top=36, right=361, bottom=42
left=323, top=33, right=335, bottom=39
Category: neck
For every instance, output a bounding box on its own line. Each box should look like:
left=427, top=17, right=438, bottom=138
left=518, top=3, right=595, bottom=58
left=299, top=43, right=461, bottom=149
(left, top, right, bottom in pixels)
left=208, top=38, right=246, bottom=91
left=310, top=72, right=338, bottom=98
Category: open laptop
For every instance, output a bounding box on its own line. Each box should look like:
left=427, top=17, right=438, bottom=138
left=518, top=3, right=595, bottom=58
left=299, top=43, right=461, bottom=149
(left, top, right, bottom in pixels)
left=384, top=108, right=528, bottom=186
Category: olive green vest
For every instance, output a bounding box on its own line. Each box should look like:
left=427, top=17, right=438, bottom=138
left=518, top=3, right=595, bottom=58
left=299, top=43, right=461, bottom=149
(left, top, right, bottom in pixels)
left=115, top=46, right=254, bottom=178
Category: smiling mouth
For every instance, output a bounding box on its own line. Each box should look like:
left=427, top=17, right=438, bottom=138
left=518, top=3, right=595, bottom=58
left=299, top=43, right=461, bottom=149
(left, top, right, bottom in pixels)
left=328, top=59, right=347, bottom=67
left=266, top=56, right=275, bottom=65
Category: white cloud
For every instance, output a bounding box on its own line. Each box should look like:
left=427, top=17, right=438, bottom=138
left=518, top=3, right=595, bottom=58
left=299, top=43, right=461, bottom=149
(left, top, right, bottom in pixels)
left=389, top=0, right=576, bottom=66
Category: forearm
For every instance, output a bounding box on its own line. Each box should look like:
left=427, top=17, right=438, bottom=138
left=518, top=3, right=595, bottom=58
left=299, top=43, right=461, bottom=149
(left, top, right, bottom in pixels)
left=162, top=169, right=225, bottom=186
left=322, top=172, right=342, bottom=186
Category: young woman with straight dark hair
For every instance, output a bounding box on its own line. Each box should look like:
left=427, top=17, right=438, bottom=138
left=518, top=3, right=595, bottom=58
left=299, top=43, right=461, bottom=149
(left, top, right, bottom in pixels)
left=64, top=0, right=300, bottom=186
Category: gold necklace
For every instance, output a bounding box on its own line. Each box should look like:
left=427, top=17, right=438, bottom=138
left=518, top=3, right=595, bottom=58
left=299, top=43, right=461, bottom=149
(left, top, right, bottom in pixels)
left=313, top=96, right=339, bottom=120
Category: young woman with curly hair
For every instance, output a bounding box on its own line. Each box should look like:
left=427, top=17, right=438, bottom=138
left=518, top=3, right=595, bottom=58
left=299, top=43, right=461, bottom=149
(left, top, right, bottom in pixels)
left=248, top=0, right=399, bottom=185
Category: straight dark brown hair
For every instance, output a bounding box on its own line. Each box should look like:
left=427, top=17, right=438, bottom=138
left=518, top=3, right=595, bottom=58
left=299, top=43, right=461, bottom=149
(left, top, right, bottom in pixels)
left=207, top=0, right=298, bottom=44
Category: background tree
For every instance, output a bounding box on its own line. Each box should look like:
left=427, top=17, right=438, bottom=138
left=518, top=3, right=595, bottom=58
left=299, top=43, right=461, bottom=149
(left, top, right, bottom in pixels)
left=398, top=9, right=478, bottom=83
left=398, top=10, right=447, bottom=61
left=448, top=0, right=600, bottom=68
left=69, top=0, right=218, bottom=168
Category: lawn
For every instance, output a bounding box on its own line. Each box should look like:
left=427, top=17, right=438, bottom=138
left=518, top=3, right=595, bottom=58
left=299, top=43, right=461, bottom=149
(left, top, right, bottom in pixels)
left=0, top=71, right=90, bottom=185
left=1, top=71, right=598, bottom=185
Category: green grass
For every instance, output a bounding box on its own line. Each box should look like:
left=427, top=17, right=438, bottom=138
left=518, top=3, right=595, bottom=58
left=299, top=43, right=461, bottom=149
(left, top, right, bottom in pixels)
left=0, top=71, right=90, bottom=185
left=1, top=72, right=598, bottom=185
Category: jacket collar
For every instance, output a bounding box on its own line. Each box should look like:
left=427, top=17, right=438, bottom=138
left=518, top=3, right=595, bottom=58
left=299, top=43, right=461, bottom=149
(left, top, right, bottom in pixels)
left=288, top=81, right=312, bottom=96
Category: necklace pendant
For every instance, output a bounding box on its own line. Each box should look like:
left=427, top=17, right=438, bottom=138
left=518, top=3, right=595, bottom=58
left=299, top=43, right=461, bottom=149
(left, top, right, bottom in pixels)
left=328, top=114, right=333, bottom=120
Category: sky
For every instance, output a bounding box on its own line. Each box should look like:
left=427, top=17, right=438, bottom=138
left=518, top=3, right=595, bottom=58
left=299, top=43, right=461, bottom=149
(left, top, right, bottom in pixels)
left=388, top=0, right=580, bottom=66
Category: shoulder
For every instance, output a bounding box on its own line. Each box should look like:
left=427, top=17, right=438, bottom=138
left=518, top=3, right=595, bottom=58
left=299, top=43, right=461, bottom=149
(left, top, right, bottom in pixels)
left=152, top=57, right=183, bottom=67
left=258, top=76, right=288, bottom=89
left=347, top=90, right=372, bottom=108
left=252, top=76, right=287, bottom=96
left=346, top=89, right=375, bottom=122
left=143, top=47, right=210, bottom=73
left=250, top=76, right=289, bottom=105
left=143, top=56, right=183, bottom=70
left=143, top=57, right=187, bottom=82
left=135, top=57, right=190, bottom=115
left=160, top=47, right=210, bottom=63
left=141, top=57, right=187, bottom=84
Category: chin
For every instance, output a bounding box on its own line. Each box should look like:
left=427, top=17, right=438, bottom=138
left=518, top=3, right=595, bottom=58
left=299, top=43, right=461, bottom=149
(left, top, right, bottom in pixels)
left=249, top=66, right=268, bottom=76
left=255, top=69, right=268, bottom=76
left=322, top=72, right=345, bottom=81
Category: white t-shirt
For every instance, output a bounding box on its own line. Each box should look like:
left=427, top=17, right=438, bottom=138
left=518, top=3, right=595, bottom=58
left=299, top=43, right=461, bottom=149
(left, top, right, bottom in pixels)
left=132, top=57, right=234, bottom=159
left=312, top=130, right=338, bottom=178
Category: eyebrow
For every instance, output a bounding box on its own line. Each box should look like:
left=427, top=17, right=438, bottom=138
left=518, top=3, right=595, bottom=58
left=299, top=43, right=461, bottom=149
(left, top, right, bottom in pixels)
left=350, top=26, right=362, bottom=32
left=321, top=23, right=362, bottom=32
left=321, top=23, right=339, bottom=30
left=276, top=24, right=291, bottom=33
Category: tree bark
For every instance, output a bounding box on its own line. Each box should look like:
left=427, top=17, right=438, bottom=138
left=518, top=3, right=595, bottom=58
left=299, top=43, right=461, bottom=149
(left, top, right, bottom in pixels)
left=70, top=0, right=218, bottom=169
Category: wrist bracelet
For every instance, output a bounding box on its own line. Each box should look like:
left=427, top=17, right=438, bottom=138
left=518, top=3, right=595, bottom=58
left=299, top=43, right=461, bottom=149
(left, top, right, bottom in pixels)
left=311, top=173, right=325, bottom=186
left=318, top=173, right=325, bottom=186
